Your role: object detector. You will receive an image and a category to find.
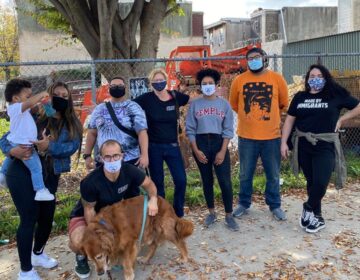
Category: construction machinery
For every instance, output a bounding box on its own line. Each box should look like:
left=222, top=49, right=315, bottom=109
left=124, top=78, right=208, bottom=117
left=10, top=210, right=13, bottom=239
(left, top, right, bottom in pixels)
left=78, top=42, right=261, bottom=124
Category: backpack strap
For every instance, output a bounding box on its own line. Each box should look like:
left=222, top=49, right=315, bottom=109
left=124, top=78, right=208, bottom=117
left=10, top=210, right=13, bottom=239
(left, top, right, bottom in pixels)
left=105, top=102, right=138, bottom=139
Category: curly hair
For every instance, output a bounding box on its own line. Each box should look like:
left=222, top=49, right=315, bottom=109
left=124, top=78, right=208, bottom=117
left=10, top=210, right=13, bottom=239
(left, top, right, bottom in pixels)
left=4, top=78, right=32, bottom=102
left=196, top=68, right=221, bottom=84
left=304, top=64, right=350, bottom=99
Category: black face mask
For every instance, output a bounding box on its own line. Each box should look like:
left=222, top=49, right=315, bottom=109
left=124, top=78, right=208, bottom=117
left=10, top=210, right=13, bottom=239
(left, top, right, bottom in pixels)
left=109, top=85, right=126, bottom=98
left=52, top=96, right=69, bottom=114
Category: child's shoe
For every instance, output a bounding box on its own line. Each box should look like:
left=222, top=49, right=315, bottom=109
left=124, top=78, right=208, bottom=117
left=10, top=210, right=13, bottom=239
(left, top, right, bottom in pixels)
left=34, top=188, right=55, bottom=201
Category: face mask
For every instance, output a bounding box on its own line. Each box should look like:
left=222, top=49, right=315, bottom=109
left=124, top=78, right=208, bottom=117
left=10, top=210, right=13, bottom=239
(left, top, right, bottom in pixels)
left=103, top=159, right=122, bottom=173
left=52, top=96, right=69, bottom=114
left=248, top=58, right=264, bottom=73
left=308, top=77, right=326, bottom=92
left=151, top=81, right=167, bottom=92
left=109, top=85, right=126, bottom=98
left=201, top=84, right=216, bottom=96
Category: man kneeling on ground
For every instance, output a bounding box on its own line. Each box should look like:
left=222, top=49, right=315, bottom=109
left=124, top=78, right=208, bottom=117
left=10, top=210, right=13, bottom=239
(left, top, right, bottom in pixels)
left=68, top=139, right=158, bottom=279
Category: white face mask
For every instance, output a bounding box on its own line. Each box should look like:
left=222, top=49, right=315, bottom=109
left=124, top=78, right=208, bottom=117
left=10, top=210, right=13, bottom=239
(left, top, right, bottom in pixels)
left=201, top=84, right=216, bottom=96
left=103, top=159, right=122, bottom=173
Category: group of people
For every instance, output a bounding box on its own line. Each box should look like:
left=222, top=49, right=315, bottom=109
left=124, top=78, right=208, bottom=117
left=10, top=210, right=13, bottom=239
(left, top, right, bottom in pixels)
left=0, top=46, right=359, bottom=280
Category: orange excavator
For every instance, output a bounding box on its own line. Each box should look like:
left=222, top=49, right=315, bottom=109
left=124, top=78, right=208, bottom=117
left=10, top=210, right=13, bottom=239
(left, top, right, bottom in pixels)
left=165, top=42, right=261, bottom=90
left=78, top=42, right=261, bottom=124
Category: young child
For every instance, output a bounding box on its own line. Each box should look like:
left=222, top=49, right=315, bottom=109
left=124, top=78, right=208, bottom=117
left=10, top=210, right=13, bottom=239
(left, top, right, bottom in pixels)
left=0, top=79, right=54, bottom=201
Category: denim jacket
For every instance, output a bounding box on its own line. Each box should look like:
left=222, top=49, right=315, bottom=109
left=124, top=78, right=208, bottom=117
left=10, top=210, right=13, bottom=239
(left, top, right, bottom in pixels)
left=0, top=127, right=80, bottom=175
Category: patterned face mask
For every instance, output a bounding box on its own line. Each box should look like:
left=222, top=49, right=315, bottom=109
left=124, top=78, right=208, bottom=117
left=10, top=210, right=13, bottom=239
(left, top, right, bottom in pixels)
left=201, top=84, right=216, bottom=96
left=308, top=77, right=326, bottom=91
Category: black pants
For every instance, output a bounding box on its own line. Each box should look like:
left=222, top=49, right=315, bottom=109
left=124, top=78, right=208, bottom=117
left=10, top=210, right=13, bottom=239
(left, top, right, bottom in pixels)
left=6, top=159, right=59, bottom=272
left=194, top=134, right=233, bottom=213
left=298, top=138, right=335, bottom=215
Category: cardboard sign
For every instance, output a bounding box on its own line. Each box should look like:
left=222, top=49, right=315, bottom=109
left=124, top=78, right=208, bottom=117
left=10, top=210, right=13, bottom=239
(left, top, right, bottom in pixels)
left=129, top=77, right=150, bottom=100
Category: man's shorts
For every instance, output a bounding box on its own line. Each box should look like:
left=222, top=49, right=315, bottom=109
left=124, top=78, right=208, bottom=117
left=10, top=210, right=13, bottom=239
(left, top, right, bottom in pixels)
left=68, top=216, right=87, bottom=235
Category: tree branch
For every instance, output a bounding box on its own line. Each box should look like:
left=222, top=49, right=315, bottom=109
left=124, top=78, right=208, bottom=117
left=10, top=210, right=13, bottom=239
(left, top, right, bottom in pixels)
left=164, top=3, right=179, bottom=18
left=49, top=0, right=101, bottom=57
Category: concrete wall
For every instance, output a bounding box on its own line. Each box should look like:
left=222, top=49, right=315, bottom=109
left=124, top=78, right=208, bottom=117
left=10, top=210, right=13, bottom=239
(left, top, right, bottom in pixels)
left=282, top=7, right=337, bottom=43
left=338, top=0, right=353, bottom=33
left=157, top=35, right=203, bottom=58
left=206, top=23, right=227, bottom=54
left=355, top=0, right=360, bottom=30
left=205, top=20, right=253, bottom=55
left=338, top=0, right=360, bottom=33
left=250, top=10, right=280, bottom=43
left=225, top=21, right=253, bottom=50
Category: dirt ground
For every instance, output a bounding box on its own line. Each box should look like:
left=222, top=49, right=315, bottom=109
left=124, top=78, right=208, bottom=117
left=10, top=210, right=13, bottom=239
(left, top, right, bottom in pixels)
left=0, top=183, right=359, bottom=280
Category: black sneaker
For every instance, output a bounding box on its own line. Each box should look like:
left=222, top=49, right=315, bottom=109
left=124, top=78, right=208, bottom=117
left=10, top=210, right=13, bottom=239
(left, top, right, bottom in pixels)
left=306, top=216, right=326, bottom=233
left=315, top=215, right=325, bottom=227
left=299, top=207, right=314, bottom=229
left=75, top=254, right=90, bottom=279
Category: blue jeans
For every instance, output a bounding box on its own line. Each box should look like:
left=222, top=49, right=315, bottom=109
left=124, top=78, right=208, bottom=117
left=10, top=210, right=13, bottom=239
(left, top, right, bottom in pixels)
left=1, top=144, right=45, bottom=191
left=238, top=137, right=281, bottom=210
left=194, top=134, right=233, bottom=213
left=148, top=142, right=187, bottom=217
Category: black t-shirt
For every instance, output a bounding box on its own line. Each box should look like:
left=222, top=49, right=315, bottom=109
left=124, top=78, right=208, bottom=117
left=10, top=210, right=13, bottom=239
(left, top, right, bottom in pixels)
left=288, top=91, right=359, bottom=133
left=134, top=90, right=189, bottom=143
left=70, top=163, right=146, bottom=218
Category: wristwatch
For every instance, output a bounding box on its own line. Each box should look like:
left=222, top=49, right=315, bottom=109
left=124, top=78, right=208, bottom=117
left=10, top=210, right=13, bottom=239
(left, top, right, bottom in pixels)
left=82, top=153, right=91, bottom=160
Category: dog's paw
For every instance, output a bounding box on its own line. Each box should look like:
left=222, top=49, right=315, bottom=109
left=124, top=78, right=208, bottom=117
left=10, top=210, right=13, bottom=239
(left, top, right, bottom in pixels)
left=137, top=256, right=150, bottom=265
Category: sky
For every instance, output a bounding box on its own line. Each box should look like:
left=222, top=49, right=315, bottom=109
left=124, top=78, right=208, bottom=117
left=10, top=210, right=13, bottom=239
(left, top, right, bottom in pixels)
left=191, top=0, right=338, bottom=25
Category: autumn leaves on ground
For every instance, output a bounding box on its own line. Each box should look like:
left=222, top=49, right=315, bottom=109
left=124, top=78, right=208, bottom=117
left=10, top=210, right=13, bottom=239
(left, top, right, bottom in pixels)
left=0, top=182, right=359, bottom=280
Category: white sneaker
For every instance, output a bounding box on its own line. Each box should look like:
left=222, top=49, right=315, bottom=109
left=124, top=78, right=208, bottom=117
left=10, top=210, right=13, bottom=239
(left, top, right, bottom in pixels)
left=0, top=173, right=7, bottom=189
left=18, top=268, right=41, bottom=280
left=31, top=252, right=58, bottom=268
left=34, top=188, right=55, bottom=201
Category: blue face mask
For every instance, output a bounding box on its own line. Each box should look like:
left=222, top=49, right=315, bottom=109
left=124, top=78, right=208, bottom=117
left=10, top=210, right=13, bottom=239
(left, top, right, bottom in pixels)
left=103, top=159, right=122, bottom=173
left=308, top=77, right=326, bottom=92
left=248, top=58, right=263, bottom=72
left=152, top=81, right=167, bottom=92
left=201, top=84, right=216, bottom=96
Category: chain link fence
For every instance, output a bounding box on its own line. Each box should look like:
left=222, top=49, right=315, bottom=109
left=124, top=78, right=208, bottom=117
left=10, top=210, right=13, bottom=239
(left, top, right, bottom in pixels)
left=0, top=53, right=360, bottom=159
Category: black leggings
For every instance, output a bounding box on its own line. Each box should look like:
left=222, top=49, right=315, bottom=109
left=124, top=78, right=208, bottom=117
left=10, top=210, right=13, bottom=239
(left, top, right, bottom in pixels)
left=298, top=139, right=335, bottom=215
left=6, top=159, right=59, bottom=272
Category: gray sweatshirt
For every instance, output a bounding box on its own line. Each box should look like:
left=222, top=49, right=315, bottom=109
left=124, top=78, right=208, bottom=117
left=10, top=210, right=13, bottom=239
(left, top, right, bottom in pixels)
left=185, top=96, right=234, bottom=142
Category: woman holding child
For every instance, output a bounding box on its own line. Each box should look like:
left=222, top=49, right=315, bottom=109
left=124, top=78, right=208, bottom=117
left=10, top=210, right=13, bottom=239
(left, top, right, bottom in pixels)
left=0, top=80, right=82, bottom=280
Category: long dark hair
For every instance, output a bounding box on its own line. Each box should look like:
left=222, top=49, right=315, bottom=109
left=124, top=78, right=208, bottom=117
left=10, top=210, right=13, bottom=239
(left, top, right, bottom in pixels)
left=38, top=81, right=83, bottom=141
left=304, top=64, right=350, bottom=99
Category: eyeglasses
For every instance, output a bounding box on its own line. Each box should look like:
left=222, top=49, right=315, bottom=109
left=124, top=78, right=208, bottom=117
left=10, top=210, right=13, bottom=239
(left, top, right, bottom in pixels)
left=247, top=55, right=262, bottom=61
left=201, top=82, right=215, bottom=85
left=101, top=154, right=122, bottom=162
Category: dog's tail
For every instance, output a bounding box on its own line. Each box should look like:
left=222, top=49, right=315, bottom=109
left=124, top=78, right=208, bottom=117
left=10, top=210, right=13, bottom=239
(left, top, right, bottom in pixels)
left=175, top=219, right=194, bottom=238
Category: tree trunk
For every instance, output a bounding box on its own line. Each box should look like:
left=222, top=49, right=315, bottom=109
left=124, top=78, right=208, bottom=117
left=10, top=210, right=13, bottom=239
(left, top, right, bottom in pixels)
left=46, top=0, right=172, bottom=83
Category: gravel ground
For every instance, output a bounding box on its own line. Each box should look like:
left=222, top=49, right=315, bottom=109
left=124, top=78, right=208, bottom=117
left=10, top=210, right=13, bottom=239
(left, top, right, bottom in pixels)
left=1, top=183, right=359, bottom=280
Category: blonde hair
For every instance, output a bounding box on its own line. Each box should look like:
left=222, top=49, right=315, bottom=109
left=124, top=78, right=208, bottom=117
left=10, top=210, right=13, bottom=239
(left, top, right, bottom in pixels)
left=148, top=68, right=168, bottom=82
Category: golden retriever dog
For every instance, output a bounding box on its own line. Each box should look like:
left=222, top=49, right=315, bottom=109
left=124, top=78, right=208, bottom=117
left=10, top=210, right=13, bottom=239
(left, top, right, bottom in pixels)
left=80, top=195, right=194, bottom=280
